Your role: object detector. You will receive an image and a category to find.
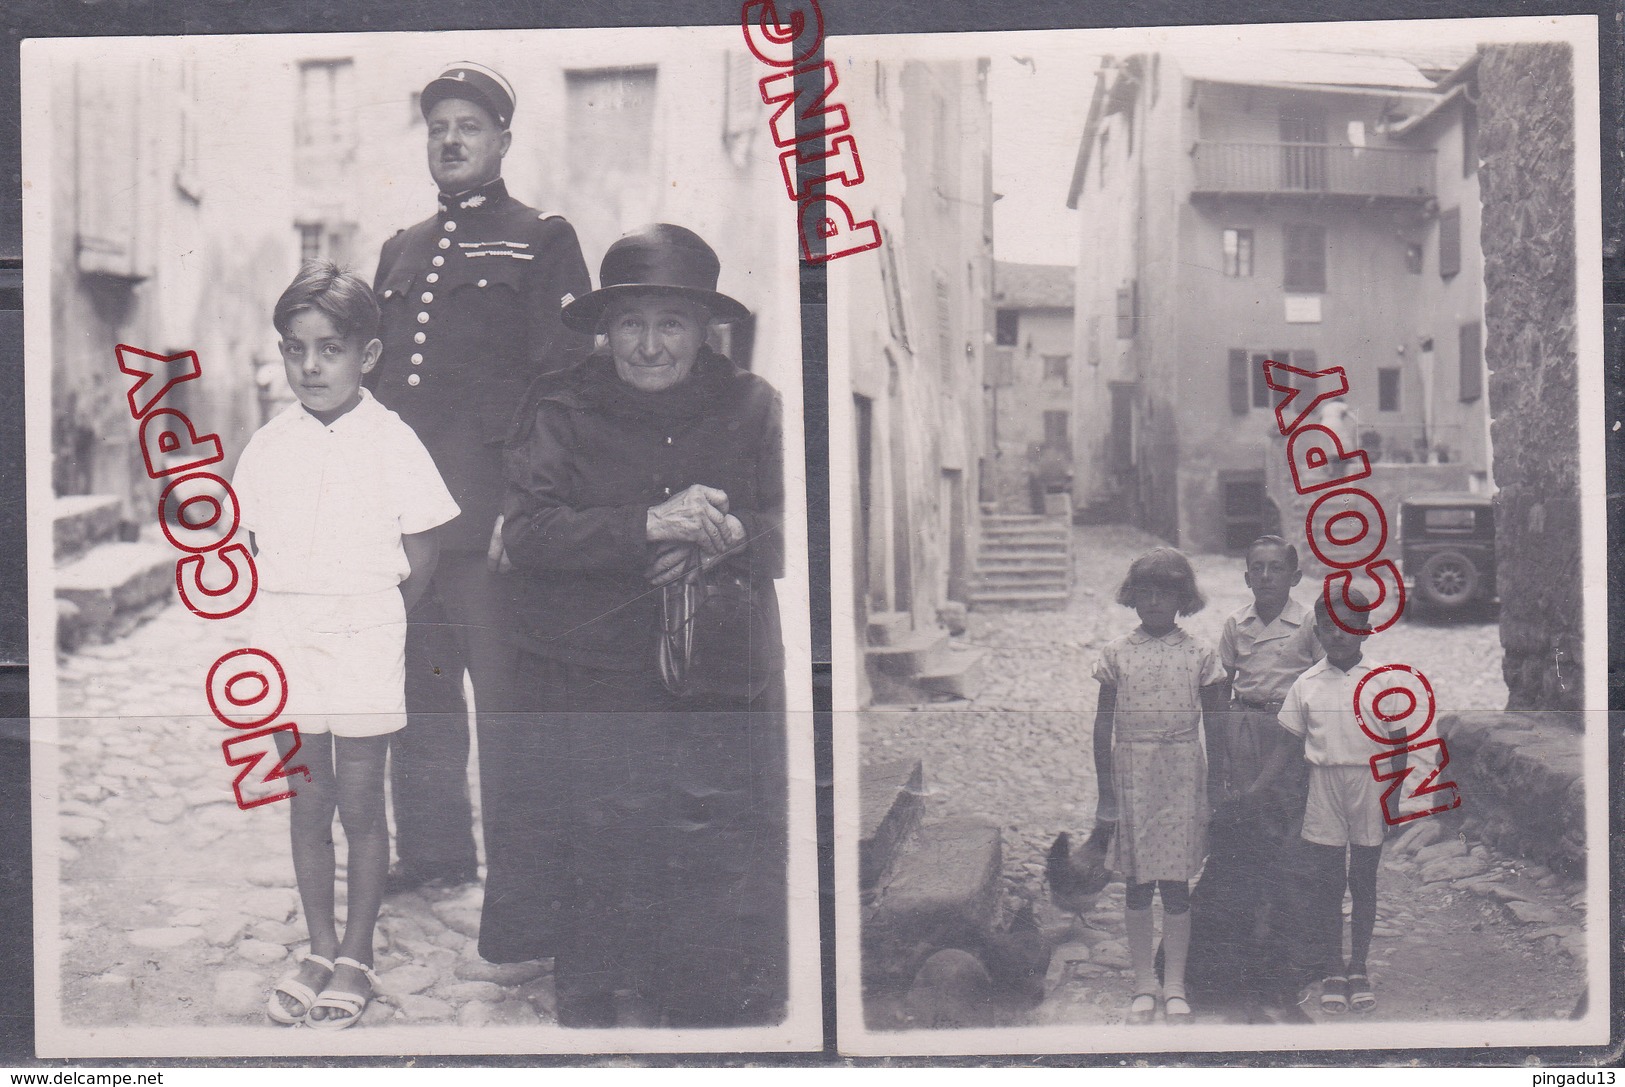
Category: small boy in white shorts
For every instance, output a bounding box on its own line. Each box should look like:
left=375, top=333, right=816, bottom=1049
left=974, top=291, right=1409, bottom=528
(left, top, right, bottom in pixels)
left=1254, top=590, right=1398, bottom=1016
left=233, top=260, right=459, bottom=1029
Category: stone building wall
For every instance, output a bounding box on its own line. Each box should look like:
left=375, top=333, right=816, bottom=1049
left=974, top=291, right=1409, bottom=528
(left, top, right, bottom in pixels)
left=1477, top=43, right=1583, bottom=712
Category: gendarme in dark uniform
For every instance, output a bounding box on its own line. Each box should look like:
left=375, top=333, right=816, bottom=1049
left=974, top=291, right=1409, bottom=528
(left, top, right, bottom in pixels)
left=368, top=63, right=591, bottom=891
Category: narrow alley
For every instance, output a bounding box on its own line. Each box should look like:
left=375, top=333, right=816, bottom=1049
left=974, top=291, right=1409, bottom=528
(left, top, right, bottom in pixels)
left=861, top=522, right=1586, bottom=1028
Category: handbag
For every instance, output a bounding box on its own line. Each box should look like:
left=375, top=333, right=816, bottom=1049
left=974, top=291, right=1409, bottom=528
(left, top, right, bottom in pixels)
left=658, top=546, right=771, bottom=702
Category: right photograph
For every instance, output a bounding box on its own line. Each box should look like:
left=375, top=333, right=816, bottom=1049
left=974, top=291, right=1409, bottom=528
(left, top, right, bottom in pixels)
left=827, top=15, right=1608, bottom=1055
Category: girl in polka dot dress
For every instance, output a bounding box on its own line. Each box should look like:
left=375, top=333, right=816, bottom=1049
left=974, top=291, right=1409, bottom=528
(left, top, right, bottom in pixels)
left=1092, top=547, right=1227, bottom=1024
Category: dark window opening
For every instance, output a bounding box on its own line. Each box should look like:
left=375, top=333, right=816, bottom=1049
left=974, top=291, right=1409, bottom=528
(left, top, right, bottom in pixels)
left=1459, top=320, right=1483, bottom=402
left=1439, top=207, right=1462, bottom=279
left=1283, top=224, right=1326, bottom=292
left=994, top=309, right=1019, bottom=347
left=1378, top=367, right=1401, bottom=412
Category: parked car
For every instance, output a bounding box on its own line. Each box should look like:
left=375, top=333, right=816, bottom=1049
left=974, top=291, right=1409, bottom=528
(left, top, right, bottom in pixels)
left=1399, top=492, right=1497, bottom=614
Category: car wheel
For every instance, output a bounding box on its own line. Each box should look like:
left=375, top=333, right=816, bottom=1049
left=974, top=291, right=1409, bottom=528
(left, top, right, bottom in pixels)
left=1418, top=550, right=1480, bottom=609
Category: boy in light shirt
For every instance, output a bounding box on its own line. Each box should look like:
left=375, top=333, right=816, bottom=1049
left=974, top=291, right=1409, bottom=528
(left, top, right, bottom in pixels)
left=234, top=260, right=460, bottom=1028
left=1250, top=589, right=1402, bottom=1017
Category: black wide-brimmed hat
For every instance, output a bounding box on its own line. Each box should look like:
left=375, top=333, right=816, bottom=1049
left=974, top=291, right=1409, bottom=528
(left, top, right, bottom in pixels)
left=561, top=223, right=752, bottom=332
left=421, top=63, right=516, bottom=130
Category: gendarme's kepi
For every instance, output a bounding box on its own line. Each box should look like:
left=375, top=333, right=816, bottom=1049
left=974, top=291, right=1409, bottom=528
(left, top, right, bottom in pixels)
left=420, top=63, right=517, bottom=130
left=561, top=223, right=752, bottom=333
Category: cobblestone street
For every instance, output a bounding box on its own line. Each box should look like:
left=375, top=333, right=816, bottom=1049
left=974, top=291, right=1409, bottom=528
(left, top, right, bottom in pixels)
left=862, top=522, right=1588, bottom=1028
left=53, top=603, right=551, bottom=1033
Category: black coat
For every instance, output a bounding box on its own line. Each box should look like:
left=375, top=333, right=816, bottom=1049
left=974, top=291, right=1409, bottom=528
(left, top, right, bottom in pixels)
left=501, top=347, right=786, bottom=677
left=369, top=178, right=592, bottom=551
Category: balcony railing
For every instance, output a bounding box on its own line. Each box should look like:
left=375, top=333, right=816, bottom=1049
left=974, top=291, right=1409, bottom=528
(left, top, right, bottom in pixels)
left=1192, top=141, right=1435, bottom=201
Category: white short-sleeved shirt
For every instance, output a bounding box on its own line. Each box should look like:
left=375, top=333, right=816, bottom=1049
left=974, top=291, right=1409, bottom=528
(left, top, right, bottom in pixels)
left=1276, top=656, right=1380, bottom=766
left=1219, top=597, right=1323, bottom=702
left=233, top=390, right=460, bottom=595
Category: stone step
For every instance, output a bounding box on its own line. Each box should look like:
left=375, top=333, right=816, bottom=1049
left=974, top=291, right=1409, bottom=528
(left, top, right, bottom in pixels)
left=916, top=645, right=988, bottom=701
left=981, top=526, right=1070, bottom=541
left=866, top=610, right=913, bottom=647
left=55, top=539, right=174, bottom=647
left=979, top=543, right=1069, bottom=559
left=970, top=587, right=1072, bottom=607
left=975, top=567, right=1070, bottom=582
left=864, top=629, right=949, bottom=678
left=54, top=494, right=124, bottom=563
left=977, top=554, right=1071, bottom=569
left=860, top=758, right=924, bottom=890
left=862, top=819, right=1003, bottom=985
left=981, top=514, right=1050, bottom=525
left=976, top=583, right=1069, bottom=598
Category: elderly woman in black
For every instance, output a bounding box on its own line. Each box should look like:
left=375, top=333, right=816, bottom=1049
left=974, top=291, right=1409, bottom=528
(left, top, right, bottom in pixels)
left=477, top=224, right=787, bottom=1029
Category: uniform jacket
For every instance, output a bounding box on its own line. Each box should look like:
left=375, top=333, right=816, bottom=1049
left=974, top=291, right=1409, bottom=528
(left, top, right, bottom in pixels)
left=369, top=178, right=592, bottom=551
left=501, top=346, right=785, bottom=674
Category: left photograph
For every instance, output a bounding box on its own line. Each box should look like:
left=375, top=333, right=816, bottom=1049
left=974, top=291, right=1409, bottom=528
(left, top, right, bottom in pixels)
left=22, top=27, right=816, bottom=1057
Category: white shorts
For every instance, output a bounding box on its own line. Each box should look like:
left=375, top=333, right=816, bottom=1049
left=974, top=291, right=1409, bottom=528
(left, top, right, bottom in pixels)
left=1301, top=764, right=1387, bottom=848
left=251, top=587, right=408, bottom=738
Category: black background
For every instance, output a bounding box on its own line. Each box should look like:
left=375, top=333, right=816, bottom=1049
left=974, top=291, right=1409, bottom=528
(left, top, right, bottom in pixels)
left=0, top=0, right=1619, bottom=1068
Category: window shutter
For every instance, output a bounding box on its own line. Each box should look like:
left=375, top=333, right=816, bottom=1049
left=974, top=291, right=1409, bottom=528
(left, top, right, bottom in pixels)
left=1459, top=321, right=1482, bottom=401
left=1378, top=367, right=1401, bottom=412
left=1228, top=349, right=1249, bottom=414
left=1291, top=348, right=1318, bottom=374
left=1439, top=207, right=1461, bottom=278
left=1283, top=225, right=1326, bottom=292
left=77, top=58, right=145, bottom=278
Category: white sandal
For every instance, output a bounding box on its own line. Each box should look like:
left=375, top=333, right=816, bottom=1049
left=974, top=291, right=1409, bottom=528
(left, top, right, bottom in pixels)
left=266, top=952, right=334, bottom=1025
left=305, top=956, right=378, bottom=1031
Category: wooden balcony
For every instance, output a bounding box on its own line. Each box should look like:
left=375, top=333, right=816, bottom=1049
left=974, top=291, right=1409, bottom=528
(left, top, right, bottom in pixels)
left=1191, top=141, right=1435, bottom=202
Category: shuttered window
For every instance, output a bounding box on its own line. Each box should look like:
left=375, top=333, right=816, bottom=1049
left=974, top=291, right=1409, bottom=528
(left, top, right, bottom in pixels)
left=1229, top=349, right=1250, bottom=414
left=1378, top=367, right=1401, bottom=411
left=1439, top=207, right=1462, bottom=278
left=1283, top=224, right=1326, bottom=292
left=1459, top=320, right=1483, bottom=402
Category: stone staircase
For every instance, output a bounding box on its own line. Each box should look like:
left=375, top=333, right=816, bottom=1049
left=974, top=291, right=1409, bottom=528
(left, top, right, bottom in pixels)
left=970, top=514, right=1073, bottom=608
left=54, top=494, right=173, bottom=650
left=862, top=610, right=988, bottom=705
left=859, top=756, right=1003, bottom=992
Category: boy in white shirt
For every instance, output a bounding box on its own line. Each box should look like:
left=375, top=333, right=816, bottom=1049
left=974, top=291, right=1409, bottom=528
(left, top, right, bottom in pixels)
left=234, top=261, right=459, bottom=1029
left=1249, top=589, right=1401, bottom=1017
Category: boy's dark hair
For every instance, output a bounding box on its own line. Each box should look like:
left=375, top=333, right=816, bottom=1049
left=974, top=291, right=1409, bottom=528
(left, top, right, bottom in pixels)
left=1315, top=586, right=1373, bottom=628
left=1246, top=534, right=1300, bottom=570
left=273, top=259, right=381, bottom=342
left=1117, top=546, right=1205, bottom=616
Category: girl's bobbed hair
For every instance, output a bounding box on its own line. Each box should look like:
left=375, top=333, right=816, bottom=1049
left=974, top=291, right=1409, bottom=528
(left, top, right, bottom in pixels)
left=1116, top=546, right=1206, bottom=616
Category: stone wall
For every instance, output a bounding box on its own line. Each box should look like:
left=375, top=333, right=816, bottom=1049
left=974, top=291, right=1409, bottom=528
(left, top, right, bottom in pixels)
left=1440, top=711, right=1584, bottom=876
left=1477, top=43, right=1583, bottom=712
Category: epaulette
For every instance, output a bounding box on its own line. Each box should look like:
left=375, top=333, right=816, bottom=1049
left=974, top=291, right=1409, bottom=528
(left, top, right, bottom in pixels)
left=537, top=211, right=565, bottom=221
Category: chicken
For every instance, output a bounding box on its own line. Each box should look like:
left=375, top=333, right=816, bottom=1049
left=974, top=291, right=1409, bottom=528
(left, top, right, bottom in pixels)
left=1046, top=824, right=1113, bottom=921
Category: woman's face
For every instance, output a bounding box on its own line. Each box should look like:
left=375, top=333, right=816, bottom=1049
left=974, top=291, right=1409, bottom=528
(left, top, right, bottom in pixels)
left=606, top=296, right=710, bottom=393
